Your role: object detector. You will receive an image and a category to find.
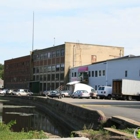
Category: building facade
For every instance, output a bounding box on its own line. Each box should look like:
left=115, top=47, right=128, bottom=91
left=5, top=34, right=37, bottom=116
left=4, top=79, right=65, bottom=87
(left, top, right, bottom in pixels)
left=4, top=55, right=31, bottom=89
left=4, top=42, right=124, bottom=92
left=70, top=55, right=140, bottom=90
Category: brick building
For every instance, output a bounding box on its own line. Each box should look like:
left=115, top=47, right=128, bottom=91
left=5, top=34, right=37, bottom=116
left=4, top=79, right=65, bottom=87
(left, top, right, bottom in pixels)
left=4, top=55, right=31, bottom=89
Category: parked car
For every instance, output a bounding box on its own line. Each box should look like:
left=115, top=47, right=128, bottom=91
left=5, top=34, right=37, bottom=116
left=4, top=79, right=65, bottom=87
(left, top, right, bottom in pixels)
left=61, top=90, right=70, bottom=97
left=13, top=89, right=33, bottom=96
left=90, top=89, right=98, bottom=99
left=97, top=86, right=112, bottom=99
left=6, top=89, right=15, bottom=95
left=48, top=90, right=62, bottom=99
left=72, top=90, right=90, bottom=99
left=0, top=89, right=8, bottom=95
left=41, top=90, right=51, bottom=96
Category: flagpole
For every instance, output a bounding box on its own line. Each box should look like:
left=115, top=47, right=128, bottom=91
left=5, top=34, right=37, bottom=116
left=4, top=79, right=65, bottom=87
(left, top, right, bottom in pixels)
left=32, top=12, right=34, bottom=51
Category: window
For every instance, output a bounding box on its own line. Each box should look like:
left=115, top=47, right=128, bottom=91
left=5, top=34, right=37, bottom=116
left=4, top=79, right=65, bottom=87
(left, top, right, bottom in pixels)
left=56, top=64, right=60, bottom=71
left=60, top=73, right=64, bottom=80
left=52, top=74, right=55, bottom=80
left=60, top=64, right=64, bottom=71
left=48, top=66, right=51, bottom=72
left=56, top=50, right=60, bottom=57
left=72, top=72, right=73, bottom=77
left=56, top=74, right=59, bottom=80
left=52, top=65, right=56, bottom=71
left=88, top=71, right=91, bottom=77
left=95, top=71, right=98, bottom=77
left=44, top=75, right=46, bottom=81
left=61, top=49, right=65, bottom=56
left=92, top=71, right=94, bottom=77
left=125, top=70, right=127, bottom=77
left=40, top=54, right=44, bottom=60
left=102, top=70, right=105, bottom=76
left=44, top=53, right=48, bottom=58
left=47, top=74, right=50, bottom=81
left=48, top=52, right=51, bottom=58
left=99, top=70, right=101, bottom=76
left=74, top=72, right=76, bottom=77
left=52, top=51, right=56, bottom=58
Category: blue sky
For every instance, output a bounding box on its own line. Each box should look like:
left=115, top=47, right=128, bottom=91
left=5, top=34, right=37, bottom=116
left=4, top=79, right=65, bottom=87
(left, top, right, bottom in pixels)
left=0, top=0, right=140, bottom=64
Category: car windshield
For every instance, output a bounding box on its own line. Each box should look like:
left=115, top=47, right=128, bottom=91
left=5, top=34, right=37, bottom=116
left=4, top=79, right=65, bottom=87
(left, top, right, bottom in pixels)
left=98, top=87, right=104, bottom=90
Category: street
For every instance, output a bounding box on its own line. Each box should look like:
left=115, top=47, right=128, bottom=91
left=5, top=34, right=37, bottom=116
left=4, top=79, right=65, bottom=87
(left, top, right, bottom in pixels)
left=60, top=98, right=140, bottom=122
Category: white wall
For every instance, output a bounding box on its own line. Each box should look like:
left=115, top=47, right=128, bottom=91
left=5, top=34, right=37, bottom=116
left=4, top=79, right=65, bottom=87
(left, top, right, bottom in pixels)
left=70, top=56, right=140, bottom=90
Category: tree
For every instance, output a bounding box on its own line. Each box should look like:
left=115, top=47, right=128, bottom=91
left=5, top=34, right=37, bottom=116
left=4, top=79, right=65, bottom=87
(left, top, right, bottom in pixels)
left=0, top=64, right=4, bottom=80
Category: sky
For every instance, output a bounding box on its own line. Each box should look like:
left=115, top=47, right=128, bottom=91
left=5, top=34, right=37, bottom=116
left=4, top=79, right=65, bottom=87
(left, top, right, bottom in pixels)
left=0, top=0, right=140, bottom=64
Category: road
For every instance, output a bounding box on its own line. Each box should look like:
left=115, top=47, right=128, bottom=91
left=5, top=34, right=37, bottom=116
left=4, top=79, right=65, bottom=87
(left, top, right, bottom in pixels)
left=60, top=98, right=140, bottom=122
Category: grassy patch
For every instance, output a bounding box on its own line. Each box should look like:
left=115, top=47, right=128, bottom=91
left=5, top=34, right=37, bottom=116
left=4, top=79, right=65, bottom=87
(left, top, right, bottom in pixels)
left=0, top=121, right=49, bottom=140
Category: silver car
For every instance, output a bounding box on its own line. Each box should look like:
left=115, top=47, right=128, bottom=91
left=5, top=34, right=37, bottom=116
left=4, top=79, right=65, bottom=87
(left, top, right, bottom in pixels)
left=13, top=89, right=33, bottom=96
left=72, top=90, right=90, bottom=99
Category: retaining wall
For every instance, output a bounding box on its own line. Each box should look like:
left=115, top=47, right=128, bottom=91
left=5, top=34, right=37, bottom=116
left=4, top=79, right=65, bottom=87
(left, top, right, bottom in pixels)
left=1, top=96, right=106, bottom=131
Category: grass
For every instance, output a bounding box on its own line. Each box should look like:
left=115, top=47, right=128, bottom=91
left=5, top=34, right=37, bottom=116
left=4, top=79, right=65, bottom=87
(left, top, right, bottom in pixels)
left=0, top=121, right=49, bottom=140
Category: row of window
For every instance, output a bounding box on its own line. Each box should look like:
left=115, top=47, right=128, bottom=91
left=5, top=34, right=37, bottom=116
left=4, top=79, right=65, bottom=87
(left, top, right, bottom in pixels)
left=72, top=70, right=106, bottom=77
left=33, top=49, right=65, bottom=60
left=33, top=64, right=64, bottom=73
left=6, top=62, right=30, bottom=69
left=33, top=73, right=64, bottom=81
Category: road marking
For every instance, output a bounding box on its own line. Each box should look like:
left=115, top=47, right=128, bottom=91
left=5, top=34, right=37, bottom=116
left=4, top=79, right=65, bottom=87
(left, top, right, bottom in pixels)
left=79, top=104, right=111, bottom=108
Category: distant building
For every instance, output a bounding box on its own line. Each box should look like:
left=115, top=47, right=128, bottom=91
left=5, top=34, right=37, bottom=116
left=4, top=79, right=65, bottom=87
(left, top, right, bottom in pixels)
left=4, top=42, right=124, bottom=93
left=4, top=55, right=30, bottom=89
left=70, top=55, right=140, bottom=90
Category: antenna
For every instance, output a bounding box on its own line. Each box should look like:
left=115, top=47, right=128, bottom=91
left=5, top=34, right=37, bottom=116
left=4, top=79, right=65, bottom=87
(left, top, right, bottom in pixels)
left=32, top=12, right=34, bottom=51
left=53, top=37, right=55, bottom=46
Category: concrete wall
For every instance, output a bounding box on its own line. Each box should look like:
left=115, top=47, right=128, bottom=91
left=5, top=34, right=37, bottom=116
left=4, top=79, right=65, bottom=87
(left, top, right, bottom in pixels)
left=1, top=96, right=106, bottom=131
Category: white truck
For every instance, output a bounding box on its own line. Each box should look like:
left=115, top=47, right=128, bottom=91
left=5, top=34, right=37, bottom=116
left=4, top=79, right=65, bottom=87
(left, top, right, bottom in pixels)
left=112, top=79, right=140, bottom=100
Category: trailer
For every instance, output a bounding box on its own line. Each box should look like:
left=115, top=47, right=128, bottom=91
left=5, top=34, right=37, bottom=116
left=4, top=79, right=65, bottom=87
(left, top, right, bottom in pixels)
left=112, top=79, right=140, bottom=100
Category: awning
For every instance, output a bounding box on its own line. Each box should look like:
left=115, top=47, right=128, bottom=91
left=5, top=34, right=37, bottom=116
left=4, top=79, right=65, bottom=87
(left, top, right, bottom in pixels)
left=66, top=81, right=80, bottom=85
left=78, top=66, right=88, bottom=72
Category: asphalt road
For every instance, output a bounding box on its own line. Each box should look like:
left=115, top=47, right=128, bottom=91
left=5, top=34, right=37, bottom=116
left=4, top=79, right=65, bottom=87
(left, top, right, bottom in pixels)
left=60, top=98, right=140, bottom=122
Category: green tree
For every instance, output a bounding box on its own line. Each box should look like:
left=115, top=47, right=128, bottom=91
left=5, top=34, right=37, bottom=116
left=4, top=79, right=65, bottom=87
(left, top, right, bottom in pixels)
left=0, top=64, right=4, bottom=80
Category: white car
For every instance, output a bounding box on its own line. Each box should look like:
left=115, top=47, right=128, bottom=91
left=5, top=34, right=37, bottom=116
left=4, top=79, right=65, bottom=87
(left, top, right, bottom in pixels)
left=13, top=89, right=33, bottom=96
left=0, top=89, right=8, bottom=95
left=72, top=90, right=90, bottom=99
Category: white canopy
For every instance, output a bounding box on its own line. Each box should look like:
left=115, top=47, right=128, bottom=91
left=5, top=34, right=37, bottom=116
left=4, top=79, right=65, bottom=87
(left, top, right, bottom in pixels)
left=66, top=81, right=80, bottom=85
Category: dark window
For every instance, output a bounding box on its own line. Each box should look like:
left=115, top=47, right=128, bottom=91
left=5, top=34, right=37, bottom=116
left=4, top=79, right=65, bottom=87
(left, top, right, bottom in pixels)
left=125, top=70, right=127, bottom=77
left=92, top=71, right=94, bottom=77
left=52, top=51, right=56, bottom=58
left=95, top=71, right=98, bottom=77
left=47, top=74, right=50, bottom=81
left=52, top=74, right=55, bottom=80
left=103, top=70, right=105, bottom=76
left=60, top=73, right=64, bottom=80
left=61, top=49, right=65, bottom=56
left=74, top=72, right=76, bottom=77
left=72, top=73, right=73, bottom=77
left=99, top=70, right=101, bottom=76
left=56, top=50, right=60, bottom=57
left=88, top=71, right=90, bottom=77
left=56, top=74, right=59, bottom=80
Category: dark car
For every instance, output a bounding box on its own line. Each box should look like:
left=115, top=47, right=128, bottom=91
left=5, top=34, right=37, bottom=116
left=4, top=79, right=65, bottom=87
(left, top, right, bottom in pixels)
left=48, top=90, right=62, bottom=99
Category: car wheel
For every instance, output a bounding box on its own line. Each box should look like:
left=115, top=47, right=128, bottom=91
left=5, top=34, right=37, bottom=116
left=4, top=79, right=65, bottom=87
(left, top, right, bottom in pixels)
left=62, top=94, right=65, bottom=98
left=97, top=95, right=100, bottom=99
